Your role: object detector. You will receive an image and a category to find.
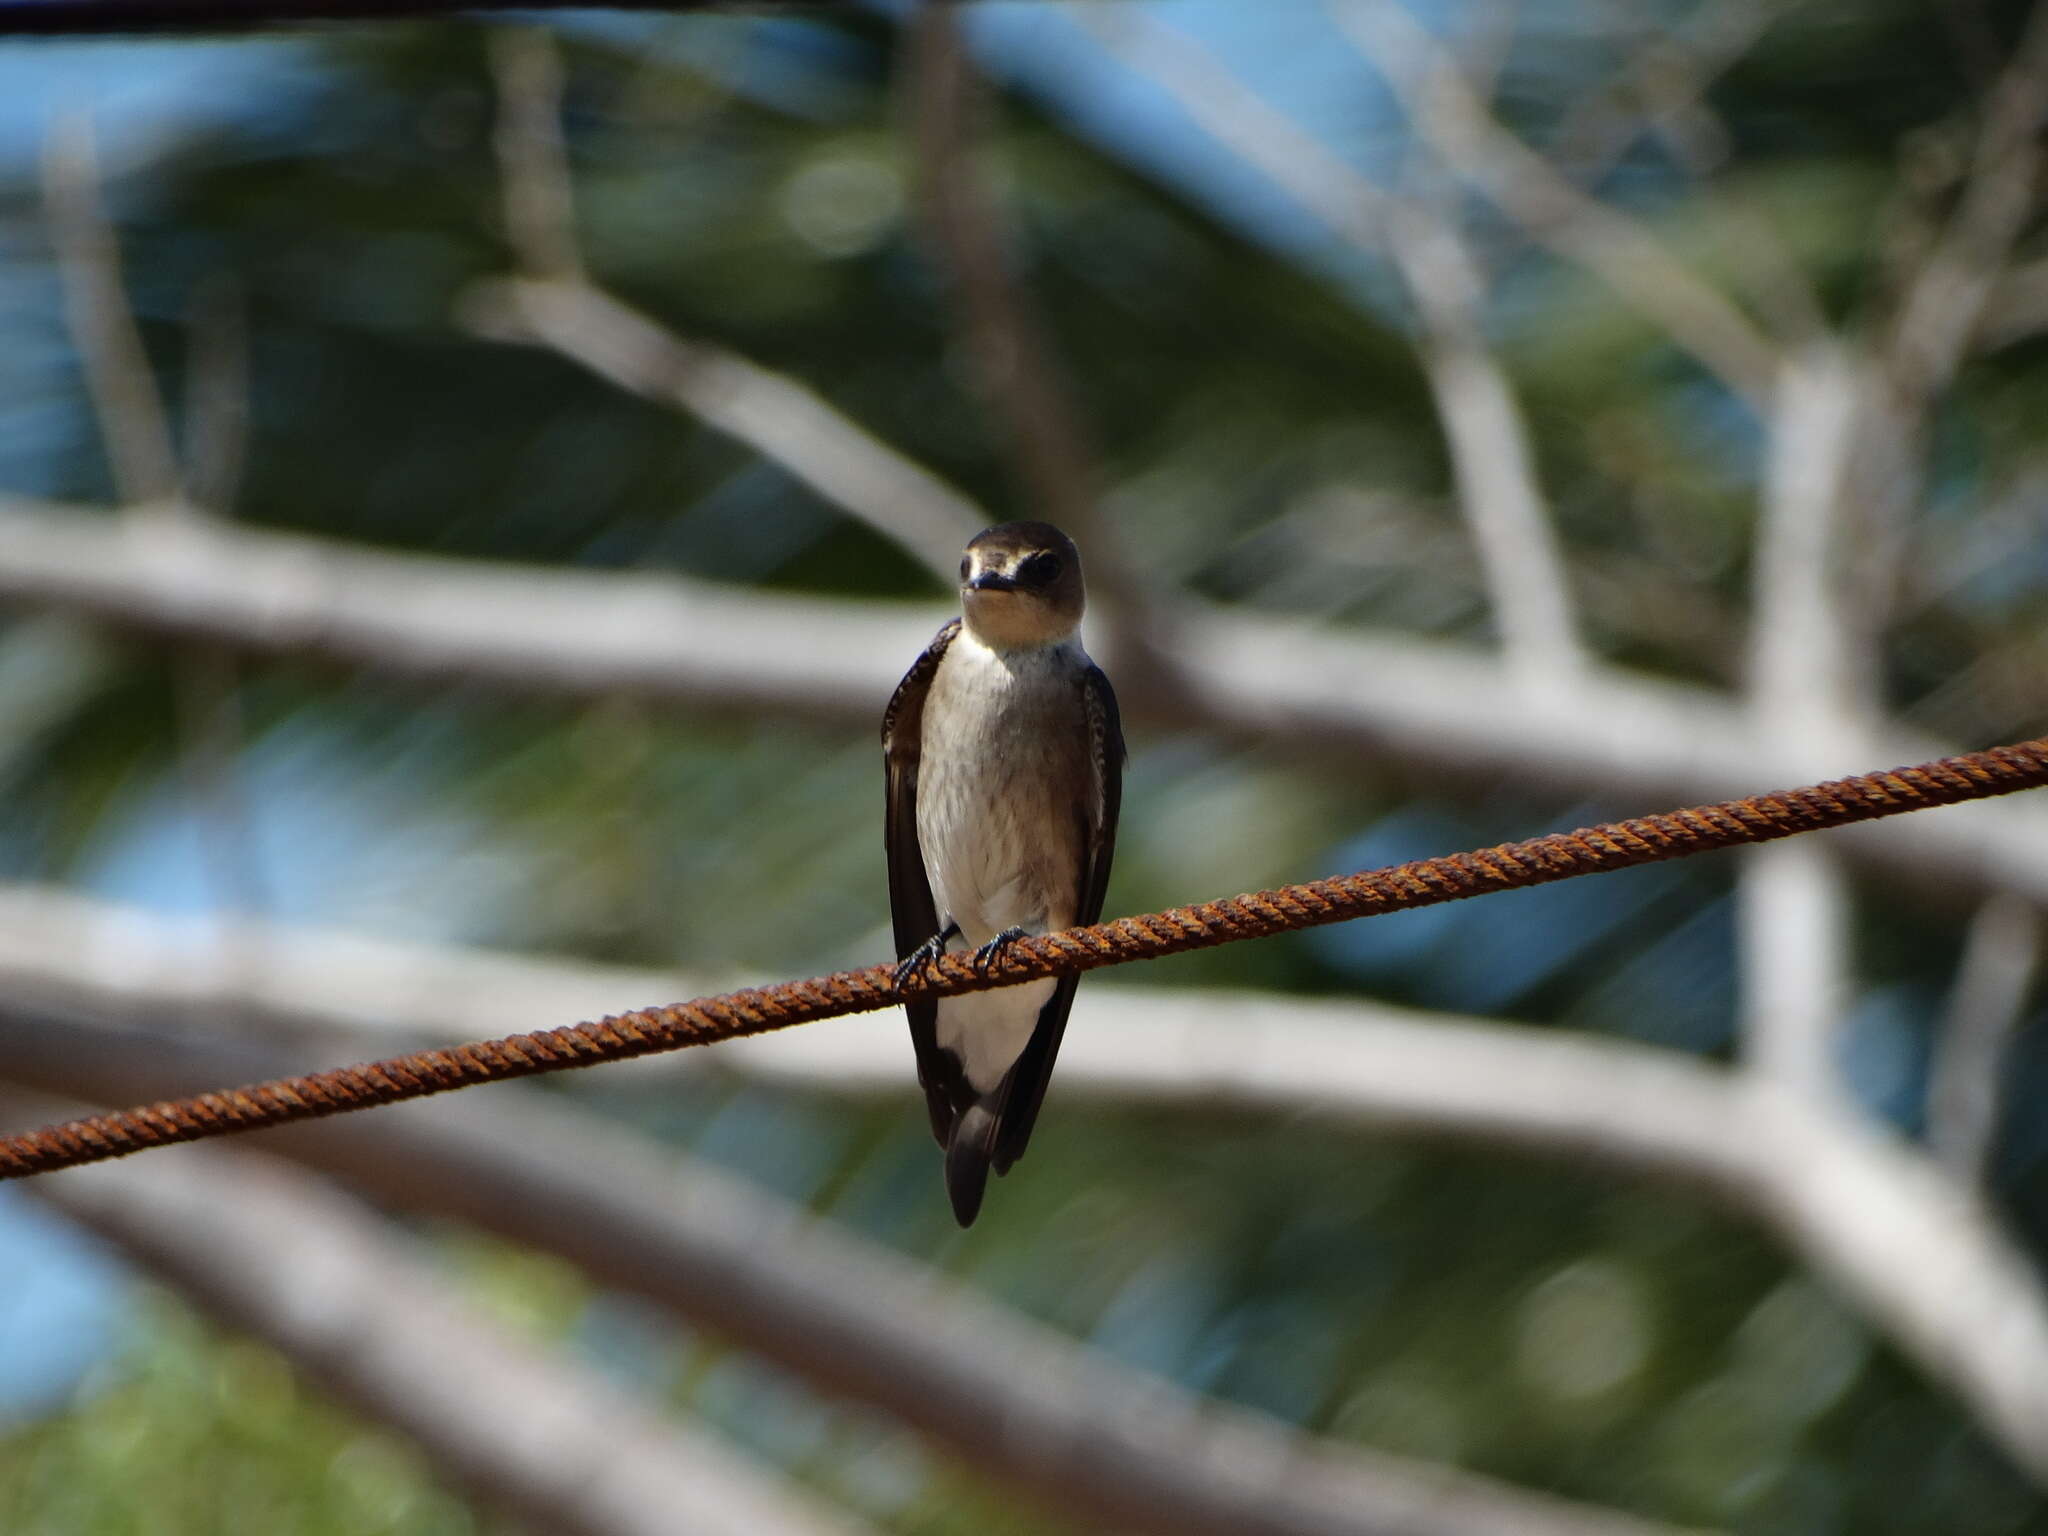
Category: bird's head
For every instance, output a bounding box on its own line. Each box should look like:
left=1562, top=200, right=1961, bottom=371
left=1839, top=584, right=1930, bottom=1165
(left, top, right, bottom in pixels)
left=958, top=521, right=1085, bottom=649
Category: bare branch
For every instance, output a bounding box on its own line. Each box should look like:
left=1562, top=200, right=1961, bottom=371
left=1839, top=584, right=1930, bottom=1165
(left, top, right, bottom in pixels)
left=1830, top=4, right=2048, bottom=733
left=1067, top=2, right=1383, bottom=252
left=173, top=274, right=269, bottom=925
left=0, top=1013, right=1713, bottom=1536
left=1738, top=840, right=1851, bottom=1098
left=1749, top=346, right=1865, bottom=741
left=1326, top=0, right=1781, bottom=408
left=1546, top=1, right=1825, bottom=344
left=1928, top=896, right=2042, bottom=1184
left=1387, top=188, right=1585, bottom=685
left=6, top=496, right=2048, bottom=909
left=24, top=1110, right=875, bottom=1536
left=1737, top=347, right=1863, bottom=1097
left=1548, top=1, right=1773, bottom=179
left=471, top=36, right=979, bottom=583
left=1981, top=256, right=2048, bottom=351
left=489, top=25, right=586, bottom=283
left=1750, top=1083, right=2048, bottom=1483
left=461, top=278, right=978, bottom=585
left=0, top=618, right=119, bottom=783
left=41, top=112, right=181, bottom=508
left=49, top=118, right=269, bottom=951
left=905, top=3, right=1110, bottom=574
left=1065, top=2, right=1583, bottom=684
left=181, top=274, right=250, bottom=514
left=7, top=926, right=2048, bottom=1491
left=904, top=3, right=1175, bottom=692
left=1887, top=1, right=2048, bottom=401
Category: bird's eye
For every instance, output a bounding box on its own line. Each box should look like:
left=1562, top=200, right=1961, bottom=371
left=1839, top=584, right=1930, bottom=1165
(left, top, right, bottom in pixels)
left=1021, top=552, right=1063, bottom=584
left=960, top=557, right=972, bottom=583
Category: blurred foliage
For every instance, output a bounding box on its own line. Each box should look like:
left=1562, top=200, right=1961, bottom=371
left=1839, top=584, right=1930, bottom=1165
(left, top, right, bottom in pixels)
left=0, top=1292, right=500, bottom=1536
left=0, top=1, right=2045, bottom=1533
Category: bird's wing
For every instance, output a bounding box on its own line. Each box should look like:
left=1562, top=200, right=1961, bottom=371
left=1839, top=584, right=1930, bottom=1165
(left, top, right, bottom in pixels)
left=883, top=619, right=970, bottom=1147
left=991, top=661, right=1125, bottom=1175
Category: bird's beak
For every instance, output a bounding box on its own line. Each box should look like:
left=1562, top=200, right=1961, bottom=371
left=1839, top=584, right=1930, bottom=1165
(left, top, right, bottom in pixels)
left=969, top=571, right=1018, bottom=593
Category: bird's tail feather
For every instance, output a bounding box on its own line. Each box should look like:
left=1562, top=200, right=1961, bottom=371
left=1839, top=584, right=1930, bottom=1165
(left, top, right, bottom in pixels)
left=946, top=1101, right=997, bottom=1227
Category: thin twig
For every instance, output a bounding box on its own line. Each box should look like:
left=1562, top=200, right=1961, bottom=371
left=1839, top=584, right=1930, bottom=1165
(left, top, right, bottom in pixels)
left=41, top=112, right=181, bottom=508
left=1545, top=0, right=1825, bottom=344
left=1548, top=0, right=1772, bottom=177
left=473, top=33, right=977, bottom=582
left=905, top=4, right=1102, bottom=566
left=490, top=26, right=586, bottom=283
left=1928, top=896, right=2042, bottom=1184
left=175, top=274, right=270, bottom=926
left=1066, top=2, right=1584, bottom=686
left=47, top=117, right=271, bottom=946
left=1887, top=0, right=2048, bottom=402
left=1326, top=0, right=1780, bottom=409
left=904, top=2, right=1174, bottom=689
left=181, top=273, right=249, bottom=514
left=1838, top=1, right=2048, bottom=706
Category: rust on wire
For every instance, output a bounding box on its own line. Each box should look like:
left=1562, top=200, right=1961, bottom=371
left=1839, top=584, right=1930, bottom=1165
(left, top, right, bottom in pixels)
left=4, top=737, right=2047, bottom=1181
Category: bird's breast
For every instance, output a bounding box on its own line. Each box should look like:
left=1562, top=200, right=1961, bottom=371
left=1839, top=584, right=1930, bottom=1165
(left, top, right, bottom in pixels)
left=916, top=638, right=1090, bottom=946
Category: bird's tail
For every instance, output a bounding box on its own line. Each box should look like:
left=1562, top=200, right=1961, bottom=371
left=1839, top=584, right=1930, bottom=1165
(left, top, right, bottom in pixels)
left=945, top=1101, right=998, bottom=1227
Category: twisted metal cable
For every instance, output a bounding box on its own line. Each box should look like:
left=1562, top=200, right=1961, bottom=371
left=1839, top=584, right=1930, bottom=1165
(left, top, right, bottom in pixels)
left=4, top=737, right=2045, bottom=1180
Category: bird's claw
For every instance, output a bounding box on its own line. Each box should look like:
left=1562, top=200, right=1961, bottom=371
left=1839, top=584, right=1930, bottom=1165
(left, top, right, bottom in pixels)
left=894, top=924, right=959, bottom=991
left=971, top=926, right=1031, bottom=977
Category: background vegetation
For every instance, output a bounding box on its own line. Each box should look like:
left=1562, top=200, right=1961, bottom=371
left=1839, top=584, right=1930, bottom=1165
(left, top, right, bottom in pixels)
left=0, top=2, right=2045, bottom=1533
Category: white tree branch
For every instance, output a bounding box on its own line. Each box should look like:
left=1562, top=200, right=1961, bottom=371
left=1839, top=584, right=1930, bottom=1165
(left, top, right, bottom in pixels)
left=1737, top=841, right=1851, bottom=1099
left=3, top=886, right=2048, bottom=1483
left=1739, top=346, right=1863, bottom=1096
left=1388, top=198, right=1585, bottom=687
left=0, top=1012, right=1711, bottom=1536
left=2, top=496, right=2047, bottom=907
left=21, top=1102, right=876, bottom=1536
left=459, top=277, right=979, bottom=585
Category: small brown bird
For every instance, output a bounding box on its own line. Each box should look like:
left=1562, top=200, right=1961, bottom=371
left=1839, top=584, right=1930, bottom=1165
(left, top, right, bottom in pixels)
left=883, top=522, right=1124, bottom=1226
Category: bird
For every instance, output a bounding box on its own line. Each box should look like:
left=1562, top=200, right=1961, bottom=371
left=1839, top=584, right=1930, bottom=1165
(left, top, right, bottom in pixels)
left=883, top=521, right=1124, bottom=1227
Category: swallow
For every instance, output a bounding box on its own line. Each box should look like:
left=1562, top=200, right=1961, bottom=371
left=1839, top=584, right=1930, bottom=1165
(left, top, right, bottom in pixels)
left=883, top=521, right=1124, bottom=1226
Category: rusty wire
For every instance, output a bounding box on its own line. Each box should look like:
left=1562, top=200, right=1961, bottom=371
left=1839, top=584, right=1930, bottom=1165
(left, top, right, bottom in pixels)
left=3, top=737, right=2046, bottom=1180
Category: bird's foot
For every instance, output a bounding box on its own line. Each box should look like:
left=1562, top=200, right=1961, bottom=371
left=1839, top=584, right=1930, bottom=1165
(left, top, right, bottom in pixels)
left=894, top=923, right=960, bottom=991
left=971, top=926, right=1031, bottom=977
